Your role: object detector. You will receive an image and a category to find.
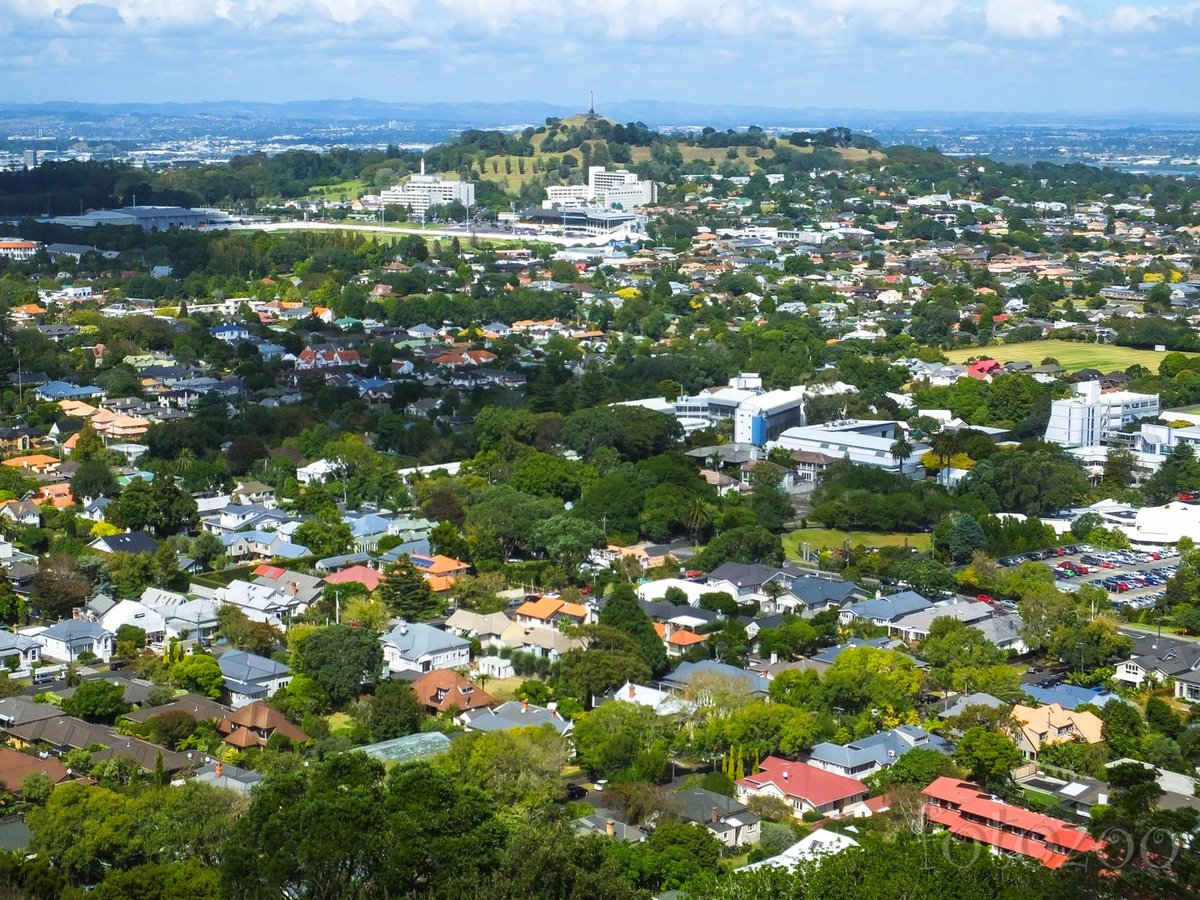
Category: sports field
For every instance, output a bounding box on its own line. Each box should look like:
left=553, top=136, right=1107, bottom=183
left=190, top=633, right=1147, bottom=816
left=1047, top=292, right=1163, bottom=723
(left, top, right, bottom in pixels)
left=784, top=528, right=932, bottom=556
left=942, top=340, right=1195, bottom=373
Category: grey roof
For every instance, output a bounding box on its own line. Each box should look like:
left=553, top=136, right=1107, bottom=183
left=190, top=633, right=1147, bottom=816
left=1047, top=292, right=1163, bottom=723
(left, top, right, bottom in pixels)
left=572, top=814, right=646, bottom=842
left=39, top=619, right=113, bottom=643
left=91, top=531, right=159, bottom=555
left=940, top=692, right=1007, bottom=720
left=218, top=649, right=290, bottom=685
left=461, top=700, right=570, bottom=735
left=1023, top=683, right=1119, bottom=711
left=1125, top=634, right=1200, bottom=678
left=841, top=591, right=932, bottom=622
left=675, top=787, right=757, bottom=826
left=788, top=577, right=858, bottom=608
left=192, top=761, right=263, bottom=793
left=379, top=622, right=469, bottom=659
left=810, top=637, right=896, bottom=665
left=707, top=562, right=804, bottom=589
left=0, top=697, right=61, bottom=727
left=661, top=660, right=769, bottom=694
left=808, top=726, right=953, bottom=772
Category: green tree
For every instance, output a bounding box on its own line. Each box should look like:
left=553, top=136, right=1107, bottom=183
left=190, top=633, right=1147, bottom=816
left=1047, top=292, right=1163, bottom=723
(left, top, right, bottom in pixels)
left=112, top=478, right=198, bottom=537
left=954, top=726, right=1021, bottom=789
left=378, top=557, right=443, bottom=622
left=70, top=458, right=119, bottom=503
left=291, top=624, right=383, bottom=708
left=823, top=647, right=923, bottom=716
left=573, top=700, right=671, bottom=781
left=170, top=653, right=224, bottom=698
left=61, top=679, right=130, bottom=723
left=221, top=756, right=505, bottom=899
left=598, top=583, right=668, bottom=676
left=293, top=512, right=354, bottom=559
left=694, top=525, right=784, bottom=570
left=20, top=771, right=55, bottom=805
left=359, top=679, right=424, bottom=742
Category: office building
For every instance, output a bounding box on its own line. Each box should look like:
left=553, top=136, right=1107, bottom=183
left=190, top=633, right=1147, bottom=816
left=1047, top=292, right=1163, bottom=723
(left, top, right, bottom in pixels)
left=379, top=160, right=475, bottom=219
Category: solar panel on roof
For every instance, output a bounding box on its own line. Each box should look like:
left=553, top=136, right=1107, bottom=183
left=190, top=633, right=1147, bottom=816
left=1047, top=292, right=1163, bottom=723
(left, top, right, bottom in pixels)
left=411, top=557, right=433, bottom=568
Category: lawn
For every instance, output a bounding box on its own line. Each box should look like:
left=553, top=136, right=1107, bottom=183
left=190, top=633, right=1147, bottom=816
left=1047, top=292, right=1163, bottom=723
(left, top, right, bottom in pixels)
left=783, top=528, right=932, bottom=557
left=314, top=178, right=368, bottom=200
left=942, top=339, right=1196, bottom=373
left=481, top=675, right=526, bottom=702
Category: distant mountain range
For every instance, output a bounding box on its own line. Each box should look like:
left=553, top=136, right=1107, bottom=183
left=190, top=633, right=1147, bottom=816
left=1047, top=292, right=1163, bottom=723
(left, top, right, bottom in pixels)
left=1, top=98, right=1195, bottom=130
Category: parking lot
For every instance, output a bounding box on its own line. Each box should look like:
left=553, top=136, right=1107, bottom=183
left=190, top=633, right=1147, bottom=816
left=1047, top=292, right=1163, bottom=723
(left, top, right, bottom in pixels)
left=996, top=544, right=1178, bottom=611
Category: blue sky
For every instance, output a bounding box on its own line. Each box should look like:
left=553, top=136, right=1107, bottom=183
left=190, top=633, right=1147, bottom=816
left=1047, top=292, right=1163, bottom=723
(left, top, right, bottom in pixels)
left=3, top=0, right=1199, bottom=113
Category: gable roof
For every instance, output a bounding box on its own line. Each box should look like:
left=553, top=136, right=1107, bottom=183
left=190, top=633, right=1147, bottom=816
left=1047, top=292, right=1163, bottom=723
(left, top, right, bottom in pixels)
left=380, top=622, right=469, bottom=658
left=738, top=757, right=868, bottom=806
left=410, top=669, right=495, bottom=714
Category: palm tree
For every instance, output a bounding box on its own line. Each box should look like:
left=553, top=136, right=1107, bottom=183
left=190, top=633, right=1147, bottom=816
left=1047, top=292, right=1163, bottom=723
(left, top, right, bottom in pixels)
left=683, top=500, right=714, bottom=546
left=889, top=435, right=914, bottom=473
left=931, top=433, right=958, bottom=469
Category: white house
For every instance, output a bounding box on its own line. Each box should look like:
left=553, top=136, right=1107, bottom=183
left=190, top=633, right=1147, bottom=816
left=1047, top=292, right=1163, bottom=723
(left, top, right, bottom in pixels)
left=379, top=621, right=470, bottom=675
left=99, top=600, right=167, bottom=647
left=28, top=620, right=115, bottom=663
left=296, top=458, right=343, bottom=486
left=218, top=649, right=292, bottom=708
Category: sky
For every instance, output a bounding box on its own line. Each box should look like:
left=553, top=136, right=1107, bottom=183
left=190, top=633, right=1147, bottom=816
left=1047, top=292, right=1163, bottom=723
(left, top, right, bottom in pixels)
left=3, top=0, right=1199, bottom=113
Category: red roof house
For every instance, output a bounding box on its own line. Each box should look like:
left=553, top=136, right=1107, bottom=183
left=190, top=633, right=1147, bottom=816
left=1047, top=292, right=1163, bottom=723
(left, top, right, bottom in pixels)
left=922, top=777, right=1102, bottom=869
left=736, top=756, right=869, bottom=819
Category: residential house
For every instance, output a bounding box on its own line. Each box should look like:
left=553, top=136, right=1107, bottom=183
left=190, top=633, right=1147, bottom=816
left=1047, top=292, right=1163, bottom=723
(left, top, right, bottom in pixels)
left=251, top=566, right=325, bottom=609
left=599, top=681, right=694, bottom=716
left=192, top=760, right=264, bottom=794
left=738, top=828, right=860, bottom=873
left=514, top=596, right=591, bottom=627
left=0, top=748, right=70, bottom=795
left=380, top=621, right=470, bottom=675
left=98, top=600, right=166, bottom=646
left=410, top=669, right=495, bottom=715
left=838, top=591, right=932, bottom=627
left=653, top=621, right=708, bottom=658
left=922, top=776, right=1102, bottom=868
left=736, top=757, right=870, bottom=820
left=888, top=601, right=995, bottom=642
left=459, top=699, right=572, bottom=736
left=0, top=697, right=60, bottom=730
left=29, top=619, right=114, bottom=662
left=1010, top=703, right=1104, bottom=762
left=572, top=814, right=647, bottom=842
left=409, top=553, right=470, bottom=593
left=444, top=609, right=513, bottom=649
left=323, top=565, right=383, bottom=593
left=1022, top=683, right=1120, bottom=712
left=0, top=630, right=42, bottom=674
left=677, top=787, right=762, bottom=847
left=1114, top=633, right=1200, bottom=688
left=706, top=562, right=806, bottom=600
left=498, top=622, right=582, bottom=660
left=218, top=701, right=310, bottom=749
left=0, top=500, right=41, bottom=527
left=214, top=579, right=308, bottom=627
left=219, top=649, right=292, bottom=708
left=231, top=481, right=276, bottom=508
left=0, top=454, right=60, bottom=476
left=807, top=725, right=954, bottom=780
left=88, top=531, right=159, bottom=555
left=295, top=458, right=342, bottom=486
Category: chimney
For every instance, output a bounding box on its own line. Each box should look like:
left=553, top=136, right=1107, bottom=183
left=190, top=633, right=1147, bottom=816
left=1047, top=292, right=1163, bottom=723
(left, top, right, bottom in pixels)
left=522, top=699, right=529, bottom=713
left=783, top=770, right=789, bottom=781
left=605, top=819, right=615, bottom=837
left=420, top=157, right=426, bottom=176
left=290, top=582, right=298, bottom=596
left=215, top=761, right=223, bottom=777
left=628, top=684, right=636, bottom=699
left=711, top=806, right=719, bottom=824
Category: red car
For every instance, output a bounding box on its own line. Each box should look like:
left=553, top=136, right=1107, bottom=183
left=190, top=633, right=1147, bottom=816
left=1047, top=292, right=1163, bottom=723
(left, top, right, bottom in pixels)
left=686, top=570, right=703, bottom=579
left=977, top=594, right=996, bottom=605
left=1099, top=561, right=1117, bottom=569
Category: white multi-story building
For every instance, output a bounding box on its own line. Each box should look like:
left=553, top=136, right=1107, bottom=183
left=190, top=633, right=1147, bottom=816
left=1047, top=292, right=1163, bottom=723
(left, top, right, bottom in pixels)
left=379, top=161, right=475, bottom=219
left=544, top=166, right=656, bottom=210
left=1044, top=381, right=1159, bottom=448
left=771, top=420, right=926, bottom=477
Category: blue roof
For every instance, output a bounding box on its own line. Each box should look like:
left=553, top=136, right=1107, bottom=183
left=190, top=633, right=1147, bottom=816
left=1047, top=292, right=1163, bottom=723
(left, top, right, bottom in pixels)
left=1023, top=683, right=1119, bottom=712
left=809, top=726, right=953, bottom=771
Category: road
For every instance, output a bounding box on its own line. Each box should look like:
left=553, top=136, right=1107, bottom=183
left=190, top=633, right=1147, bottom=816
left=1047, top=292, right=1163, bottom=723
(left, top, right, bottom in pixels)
left=224, top=220, right=644, bottom=248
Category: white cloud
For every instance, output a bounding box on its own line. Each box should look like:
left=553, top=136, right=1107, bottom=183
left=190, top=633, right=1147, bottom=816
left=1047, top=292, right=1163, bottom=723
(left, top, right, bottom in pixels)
left=983, top=0, right=1078, bottom=39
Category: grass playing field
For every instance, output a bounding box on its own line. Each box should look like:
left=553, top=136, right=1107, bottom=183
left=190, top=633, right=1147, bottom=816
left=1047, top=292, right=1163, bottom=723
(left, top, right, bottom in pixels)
left=942, top=339, right=1196, bottom=373
left=783, top=528, right=932, bottom=557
